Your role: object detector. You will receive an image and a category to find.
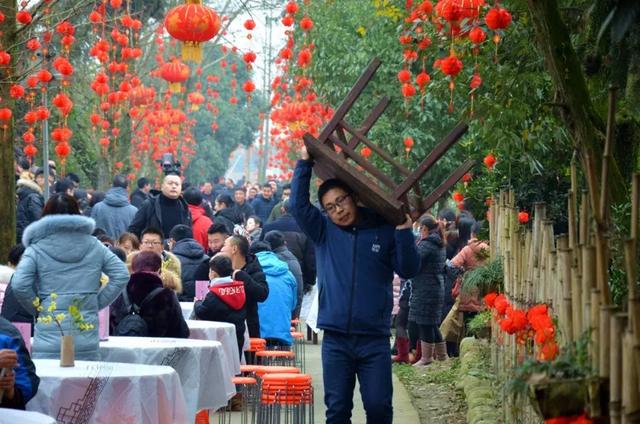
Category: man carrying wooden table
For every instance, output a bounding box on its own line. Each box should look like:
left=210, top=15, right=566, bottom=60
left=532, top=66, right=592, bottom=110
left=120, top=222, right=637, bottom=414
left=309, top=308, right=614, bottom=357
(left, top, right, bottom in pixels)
left=290, top=146, right=420, bottom=424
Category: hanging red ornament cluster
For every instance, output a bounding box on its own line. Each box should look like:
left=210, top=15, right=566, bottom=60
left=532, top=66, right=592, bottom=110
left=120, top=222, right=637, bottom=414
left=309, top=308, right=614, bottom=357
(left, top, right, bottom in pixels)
left=397, top=0, right=512, bottom=115
left=268, top=1, right=333, bottom=180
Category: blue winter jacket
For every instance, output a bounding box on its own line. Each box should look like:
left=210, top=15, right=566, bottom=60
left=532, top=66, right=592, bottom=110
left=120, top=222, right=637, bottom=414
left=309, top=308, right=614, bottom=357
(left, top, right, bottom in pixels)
left=256, top=251, right=297, bottom=345
left=251, top=195, right=278, bottom=223
left=0, top=317, right=39, bottom=409
left=289, top=160, right=420, bottom=336
left=91, top=187, right=138, bottom=239
left=12, top=215, right=129, bottom=360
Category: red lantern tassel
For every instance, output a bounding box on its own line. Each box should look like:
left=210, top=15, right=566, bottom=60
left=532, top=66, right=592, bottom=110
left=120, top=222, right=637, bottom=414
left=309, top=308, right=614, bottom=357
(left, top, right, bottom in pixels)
left=448, top=80, right=455, bottom=113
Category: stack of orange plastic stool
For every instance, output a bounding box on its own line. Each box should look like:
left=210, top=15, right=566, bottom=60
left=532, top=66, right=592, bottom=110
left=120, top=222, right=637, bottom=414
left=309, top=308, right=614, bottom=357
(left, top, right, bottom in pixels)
left=258, top=373, right=314, bottom=423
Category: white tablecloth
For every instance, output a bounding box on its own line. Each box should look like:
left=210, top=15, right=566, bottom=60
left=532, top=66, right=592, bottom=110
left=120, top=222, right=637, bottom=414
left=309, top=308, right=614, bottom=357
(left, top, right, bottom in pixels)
left=0, top=408, right=56, bottom=424
left=28, top=359, right=186, bottom=424
left=179, top=302, right=193, bottom=321
left=99, top=337, right=232, bottom=420
left=187, top=320, right=240, bottom=376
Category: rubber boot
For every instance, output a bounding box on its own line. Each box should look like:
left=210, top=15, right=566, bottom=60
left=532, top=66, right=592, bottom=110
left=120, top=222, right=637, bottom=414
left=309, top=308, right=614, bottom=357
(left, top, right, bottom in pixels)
left=391, top=337, right=410, bottom=364
left=412, top=342, right=434, bottom=367
left=434, top=342, right=449, bottom=361
left=410, top=340, right=422, bottom=364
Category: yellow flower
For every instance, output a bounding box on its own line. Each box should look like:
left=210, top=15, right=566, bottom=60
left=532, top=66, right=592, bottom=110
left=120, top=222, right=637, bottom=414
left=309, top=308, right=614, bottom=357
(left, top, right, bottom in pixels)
left=50, top=293, right=58, bottom=300
left=33, top=297, right=40, bottom=308
left=47, top=301, right=57, bottom=313
left=37, top=315, right=52, bottom=324
left=55, top=313, right=66, bottom=323
left=356, top=26, right=366, bottom=37
left=69, top=304, right=80, bottom=317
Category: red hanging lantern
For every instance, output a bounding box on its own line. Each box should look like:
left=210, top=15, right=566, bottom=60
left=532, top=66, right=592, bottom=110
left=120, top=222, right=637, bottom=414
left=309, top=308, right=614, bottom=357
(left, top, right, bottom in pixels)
left=164, top=3, right=222, bottom=63
left=160, top=60, right=191, bottom=93
left=282, top=15, right=294, bottom=27
left=0, top=51, right=10, bottom=65
left=397, top=69, right=411, bottom=83
left=469, top=27, right=486, bottom=44
left=188, top=91, right=205, bottom=111
left=285, top=1, right=298, bottom=14
left=518, top=211, right=529, bottom=224
left=403, top=136, right=414, bottom=157
left=55, top=142, right=71, bottom=159
left=24, top=144, right=38, bottom=157
left=483, top=152, right=496, bottom=170
left=244, top=19, right=256, bottom=30
left=16, top=11, right=32, bottom=25
left=0, top=108, right=12, bottom=121
left=452, top=191, right=464, bottom=202
left=361, top=146, right=372, bottom=158
left=300, top=16, right=314, bottom=31
left=9, top=85, right=24, bottom=99
left=485, top=7, right=512, bottom=30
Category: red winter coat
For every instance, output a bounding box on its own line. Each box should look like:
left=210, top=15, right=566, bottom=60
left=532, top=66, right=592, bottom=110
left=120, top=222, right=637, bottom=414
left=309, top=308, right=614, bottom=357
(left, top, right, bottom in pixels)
left=189, top=204, right=213, bottom=251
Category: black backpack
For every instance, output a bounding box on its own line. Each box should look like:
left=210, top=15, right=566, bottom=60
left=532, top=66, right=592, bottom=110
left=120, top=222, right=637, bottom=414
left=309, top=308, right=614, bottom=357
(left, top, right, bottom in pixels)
left=115, top=287, right=164, bottom=337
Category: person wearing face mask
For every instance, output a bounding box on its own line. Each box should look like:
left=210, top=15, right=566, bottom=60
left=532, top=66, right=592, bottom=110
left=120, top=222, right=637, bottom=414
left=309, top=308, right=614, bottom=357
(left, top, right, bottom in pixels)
left=289, top=146, right=420, bottom=424
left=128, top=173, right=192, bottom=240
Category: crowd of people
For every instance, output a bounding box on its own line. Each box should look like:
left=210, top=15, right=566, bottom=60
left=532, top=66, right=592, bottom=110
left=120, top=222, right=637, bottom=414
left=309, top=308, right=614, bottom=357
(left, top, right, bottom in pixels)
left=0, top=151, right=489, bottom=423
left=0, top=158, right=315, bottom=411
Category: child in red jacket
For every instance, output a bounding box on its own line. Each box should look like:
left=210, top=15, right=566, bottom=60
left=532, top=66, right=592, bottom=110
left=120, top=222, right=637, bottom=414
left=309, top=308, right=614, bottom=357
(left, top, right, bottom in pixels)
left=193, top=255, right=247, bottom=358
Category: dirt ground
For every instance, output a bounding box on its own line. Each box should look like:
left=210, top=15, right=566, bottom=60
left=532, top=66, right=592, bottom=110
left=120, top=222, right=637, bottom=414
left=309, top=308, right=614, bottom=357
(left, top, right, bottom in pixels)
left=393, top=359, right=467, bottom=424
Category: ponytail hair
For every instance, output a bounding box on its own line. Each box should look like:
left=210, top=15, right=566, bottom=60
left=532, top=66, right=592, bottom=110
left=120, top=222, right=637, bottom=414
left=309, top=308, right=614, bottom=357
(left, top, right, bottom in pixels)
left=419, top=214, right=445, bottom=243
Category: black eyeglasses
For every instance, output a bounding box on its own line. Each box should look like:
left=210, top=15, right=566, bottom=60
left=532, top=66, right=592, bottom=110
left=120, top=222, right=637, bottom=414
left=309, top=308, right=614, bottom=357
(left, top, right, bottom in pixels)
left=324, top=194, right=350, bottom=214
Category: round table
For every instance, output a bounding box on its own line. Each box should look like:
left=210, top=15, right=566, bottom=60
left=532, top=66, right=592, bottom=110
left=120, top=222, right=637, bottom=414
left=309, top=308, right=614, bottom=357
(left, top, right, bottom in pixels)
left=187, top=320, right=241, bottom=375
left=28, top=359, right=186, bottom=424
left=99, top=337, right=233, bottom=420
left=180, top=302, right=194, bottom=321
left=0, top=408, right=56, bottom=424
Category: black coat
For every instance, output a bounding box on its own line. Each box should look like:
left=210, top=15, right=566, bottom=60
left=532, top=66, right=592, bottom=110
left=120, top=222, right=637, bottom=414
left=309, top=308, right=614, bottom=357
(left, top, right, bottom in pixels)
left=233, top=202, right=255, bottom=224
left=261, top=214, right=316, bottom=287
left=0, top=280, right=34, bottom=327
left=194, top=274, right=248, bottom=358
left=130, top=188, right=149, bottom=209
left=16, top=179, right=43, bottom=243
left=128, top=194, right=192, bottom=239
left=409, top=231, right=446, bottom=326
left=116, top=272, right=190, bottom=338
left=242, top=255, right=269, bottom=338
left=173, top=238, right=209, bottom=302
left=214, top=208, right=240, bottom=233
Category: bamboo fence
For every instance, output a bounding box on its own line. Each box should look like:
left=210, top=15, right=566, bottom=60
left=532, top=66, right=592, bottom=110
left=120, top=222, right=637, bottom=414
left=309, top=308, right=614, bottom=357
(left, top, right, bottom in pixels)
left=489, top=171, right=640, bottom=423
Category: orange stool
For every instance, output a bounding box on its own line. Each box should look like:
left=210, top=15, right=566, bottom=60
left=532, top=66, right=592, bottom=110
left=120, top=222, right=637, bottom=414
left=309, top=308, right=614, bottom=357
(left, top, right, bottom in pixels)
left=222, top=376, right=258, bottom=424
left=258, top=373, right=314, bottom=423
left=256, top=350, right=296, bottom=367
left=246, top=338, right=267, bottom=365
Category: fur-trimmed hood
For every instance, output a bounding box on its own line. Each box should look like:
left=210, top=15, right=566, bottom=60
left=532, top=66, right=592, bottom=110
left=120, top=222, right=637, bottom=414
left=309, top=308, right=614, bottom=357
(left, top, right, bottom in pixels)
left=16, top=178, right=42, bottom=195
left=22, top=215, right=97, bottom=262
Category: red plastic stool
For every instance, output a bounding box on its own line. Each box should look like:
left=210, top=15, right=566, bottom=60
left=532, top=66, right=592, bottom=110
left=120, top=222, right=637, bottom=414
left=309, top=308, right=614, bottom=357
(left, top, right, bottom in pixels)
left=258, top=373, right=314, bottom=423
left=256, top=350, right=296, bottom=367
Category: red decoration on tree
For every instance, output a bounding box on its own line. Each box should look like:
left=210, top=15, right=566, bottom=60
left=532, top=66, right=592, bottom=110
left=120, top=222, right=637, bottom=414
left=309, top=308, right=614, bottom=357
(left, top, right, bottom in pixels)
left=401, top=83, right=416, bottom=98
left=285, top=1, right=298, bottom=14
left=452, top=191, right=464, bottom=202
left=24, top=144, right=38, bottom=157
left=361, top=146, right=372, bottom=158
left=469, top=27, right=486, bottom=44
left=282, top=15, right=294, bottom=27
left=244, top=19, right=256, bottom=30
left=160, top=60, right=191, bottom=93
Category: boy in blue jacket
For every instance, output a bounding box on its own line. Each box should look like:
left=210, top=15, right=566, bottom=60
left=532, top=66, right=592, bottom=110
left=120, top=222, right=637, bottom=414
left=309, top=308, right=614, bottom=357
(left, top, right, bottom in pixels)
left=0, top=316, right=40, bottom=409
left=289, top=146, right=420, bottom=424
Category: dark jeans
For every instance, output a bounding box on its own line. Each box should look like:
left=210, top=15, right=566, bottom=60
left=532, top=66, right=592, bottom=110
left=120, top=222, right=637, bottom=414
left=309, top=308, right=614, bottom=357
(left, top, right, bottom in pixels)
left=322, top=331, right=393, bottom=424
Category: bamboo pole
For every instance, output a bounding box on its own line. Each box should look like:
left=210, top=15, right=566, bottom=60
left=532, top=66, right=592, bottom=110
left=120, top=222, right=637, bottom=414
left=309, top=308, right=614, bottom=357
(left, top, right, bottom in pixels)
left=558, top=236, right=574, bottom=343
left=583, top=246, right=596, bottom=333
left=591, top=289, right=601, bottom=371
left=610, top=312, right=627, bottom=424
left=599, top=306, right=617, bottom=378
left=622, top=331, right=640, bottom=421
left=580, top=190, right=590, bottom=245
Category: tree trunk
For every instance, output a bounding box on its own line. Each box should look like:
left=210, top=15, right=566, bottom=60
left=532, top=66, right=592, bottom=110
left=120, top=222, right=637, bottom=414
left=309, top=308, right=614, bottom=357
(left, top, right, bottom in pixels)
left=526, top=0, right=627, bottom=201
left=0, top=0, right=17, bottom=260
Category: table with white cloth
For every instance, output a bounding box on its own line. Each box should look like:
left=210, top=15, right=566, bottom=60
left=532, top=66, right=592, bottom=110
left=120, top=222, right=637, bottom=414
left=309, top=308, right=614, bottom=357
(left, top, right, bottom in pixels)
left=180, top=302, right=193, bottom=321
left=27, top=359, right=186, bottom=424
left=187, top=320, right=240, bottom=376
left=99, top=336, right=234, bottom=420
left=0, top=408, right=56, bottom=424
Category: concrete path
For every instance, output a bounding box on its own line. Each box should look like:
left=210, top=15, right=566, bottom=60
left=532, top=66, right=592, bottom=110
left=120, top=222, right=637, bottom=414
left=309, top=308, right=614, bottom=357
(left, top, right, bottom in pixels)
left=223, top=328, right=420, bottom=423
